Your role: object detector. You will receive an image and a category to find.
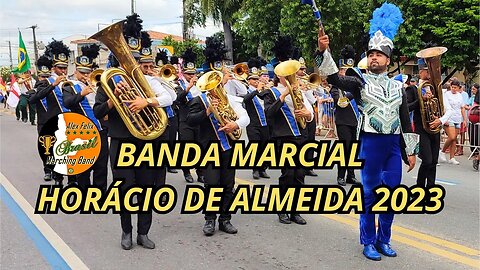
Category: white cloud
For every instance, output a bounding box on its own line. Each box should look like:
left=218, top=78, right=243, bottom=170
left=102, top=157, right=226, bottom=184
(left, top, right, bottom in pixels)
left=0, top=0, right=221, bottom=66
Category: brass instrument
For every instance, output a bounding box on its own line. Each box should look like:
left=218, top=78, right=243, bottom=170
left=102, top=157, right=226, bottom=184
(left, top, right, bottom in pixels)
left=89, top=20, right=168, bottom=140
left=159, top=64, right=177, bottom=81
left=82, top=68, right=104, bottom=93
left=196, top=70, right=241, bottom=140
left=231, top=63, right=249, bottom=81
left=274, top=60, right=306, bottom=129
left=415, top=47, right=448, bottom=134
left=300, top=73, right=322, bottom=90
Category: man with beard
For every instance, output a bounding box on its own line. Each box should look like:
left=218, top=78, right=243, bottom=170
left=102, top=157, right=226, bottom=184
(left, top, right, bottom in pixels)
left=316, top=3, right=418, bottom=261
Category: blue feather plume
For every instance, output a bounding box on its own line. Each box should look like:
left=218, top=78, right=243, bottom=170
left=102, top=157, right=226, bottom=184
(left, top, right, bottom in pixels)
left=369, top=2, right=404, bottom=40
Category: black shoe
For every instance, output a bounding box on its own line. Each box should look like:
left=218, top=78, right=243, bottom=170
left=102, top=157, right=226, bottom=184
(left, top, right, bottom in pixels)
left=346, top=177, right=361, bottom=185
left=252, top=170, right=260, bottom=179
left=121, top=232, right=132, bottom=250
left=473, top=159, right=479, bottom=171
left=22, top=118, right=27, bottom=123
left=203, top=220, right=215, bottom=236
left=219, top=221, right=238, bottom=234
left=167, top=168, right=178, bottom=173
left=259, top=171, right=270, bottom=179
left=31, top=122, right=36, bottom=126
left=290, top=214, right=307, bottom=225
left=197, top=176, right=205, bottom=183
left=184, top=173, right=194, bottom=183
left=16, top=117, right=20, bottom=121
left=44, top=173, right=52, bottom=182
left=278, top=214, right=291, bottom=224
left=305, top=169, right=318, bottom=177
left=337, top=177, right=346, bottom=186
left=137, top=234, right=155, bottom=249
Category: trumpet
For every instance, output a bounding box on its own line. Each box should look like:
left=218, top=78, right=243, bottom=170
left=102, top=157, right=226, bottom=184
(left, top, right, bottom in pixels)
left=82, top=69, right=104, bottom=94
left=225, top=63, right=249, bottom=82
left=300, top=73, right=322, bottom=90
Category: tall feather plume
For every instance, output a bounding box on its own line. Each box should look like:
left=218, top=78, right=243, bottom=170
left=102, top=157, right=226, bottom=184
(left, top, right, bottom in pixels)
left=81, top=44, right=100, bottom=60
left=369, top=2, right=404, bottom=40
left=340, top=45, right=355, bottom=60
left=123, top=13, right=143, bottom=38
left=140, top=31, right=152, bottom=48
left=203, top=36, right=227, bottom=64
left=155, top=50, right=168, bottom=65
left=45, top=39, right=69, bottom=58
left=257, top=57, right=267, bottom=67
left=182, top=47, right=197, bottom=64
left=36, top=55, right=52, bottom=69
left=247, top=57, right=262, bottom=69
left=272, top=35, right=294, bottom=62
left=292, top=46, right=302, bottom=61
left=170, top=56, right=179, bottom=65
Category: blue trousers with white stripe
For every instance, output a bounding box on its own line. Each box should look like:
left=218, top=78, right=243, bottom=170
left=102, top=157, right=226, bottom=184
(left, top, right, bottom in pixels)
left=359, top=132, right=402, bottom=245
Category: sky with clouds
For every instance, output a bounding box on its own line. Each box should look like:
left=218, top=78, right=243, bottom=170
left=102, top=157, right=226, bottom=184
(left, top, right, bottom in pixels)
left=0, top=0, right=222, bottom=66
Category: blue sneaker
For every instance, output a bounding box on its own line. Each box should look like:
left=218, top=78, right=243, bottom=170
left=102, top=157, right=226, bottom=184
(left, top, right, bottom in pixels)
left=375, top=241, right=397, bottom=257
left=363, top=244, right=381, bottom=261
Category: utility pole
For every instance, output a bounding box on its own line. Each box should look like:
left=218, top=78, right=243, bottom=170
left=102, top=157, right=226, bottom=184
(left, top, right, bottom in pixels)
left=182, top=0, right=188, bottom=40
left=7, top=41, right=13, bottom=69
left=131, top=0, right=135, bottom=14
left=28, top=25, right=39, bottom=65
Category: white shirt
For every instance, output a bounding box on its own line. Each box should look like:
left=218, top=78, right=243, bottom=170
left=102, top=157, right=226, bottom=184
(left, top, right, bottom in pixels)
left=151, top=76, right=177, bottom=102
left=225, top=79, right=247, bottom=97
left=227, top=94, right=250, bottom=129
left=248, top=85, right=264, bottom=109
left=276, top=84, right=314, bottom=122
left=180, top=78, right=202, bottom=98
left=440, top=91, right=465, bottom=124
left=71, top=79, right=96, bottom=108
left=18, top=78, right=36, bottom=94
left=145, top=75, right=173, bottom=107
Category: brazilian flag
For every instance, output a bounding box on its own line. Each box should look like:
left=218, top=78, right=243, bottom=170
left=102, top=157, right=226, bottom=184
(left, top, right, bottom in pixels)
left=12, top=31, right=31, bottom=74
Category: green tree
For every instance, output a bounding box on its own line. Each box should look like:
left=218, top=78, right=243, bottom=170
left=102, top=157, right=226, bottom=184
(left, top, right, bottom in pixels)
left=195, top=0, right=242, bottom=61
left=233, top=0, right=282, bottom=60
left=161, top=36, right=206, bottom=66
left=232, top=0, right=369, bottom=66
left=393, top=0, right=480, bottom=83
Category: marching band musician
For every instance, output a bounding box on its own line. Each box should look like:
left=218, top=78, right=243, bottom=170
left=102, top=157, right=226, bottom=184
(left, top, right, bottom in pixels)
left=263, top=35, right=314, bottom=225
left=330, top=45, right=360, bottom=186
left=316, top=3, right=418, bottom=260
left=175, top=47, right=205, bottom=183
left=62, top=44, right=108, bottom=192
left=16, top=70, right=36, bottom=125
left=29, top=56, right=54, bottom=182
left=187, top=72, right=250, bottom=237
left=296, top=56, right=318, bottom=177
left=152, top=50, right=180, bottom=174
left=406, top=57, right=444, bottom=187
left=33, top=39, right=72, bottom=186
left=243, top=57, right=270, bottom=180
left=138, top=30, right=176, bottom=188
left=93, top=13, right=171, bottom=251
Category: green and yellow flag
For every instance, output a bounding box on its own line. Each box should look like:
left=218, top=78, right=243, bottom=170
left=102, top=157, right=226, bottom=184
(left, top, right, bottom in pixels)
left=12, top=31, right=31, bottom=74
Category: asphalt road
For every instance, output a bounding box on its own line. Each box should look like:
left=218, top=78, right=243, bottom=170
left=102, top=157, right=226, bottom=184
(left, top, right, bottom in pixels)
left=1, top=109, right=479, bottom=270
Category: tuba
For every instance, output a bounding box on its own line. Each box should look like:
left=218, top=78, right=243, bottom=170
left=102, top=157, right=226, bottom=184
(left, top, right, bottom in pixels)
left=196, top=70, right=242, bottom=140
left=89, top=21, right=168, bottom=140
left=274, top=60, right=307, bottom=129
left=415, top=47, right=447, bottom=134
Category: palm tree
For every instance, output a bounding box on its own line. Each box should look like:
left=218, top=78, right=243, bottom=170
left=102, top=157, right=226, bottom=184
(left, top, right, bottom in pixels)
left=197, top=0, right=241, bottom=61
